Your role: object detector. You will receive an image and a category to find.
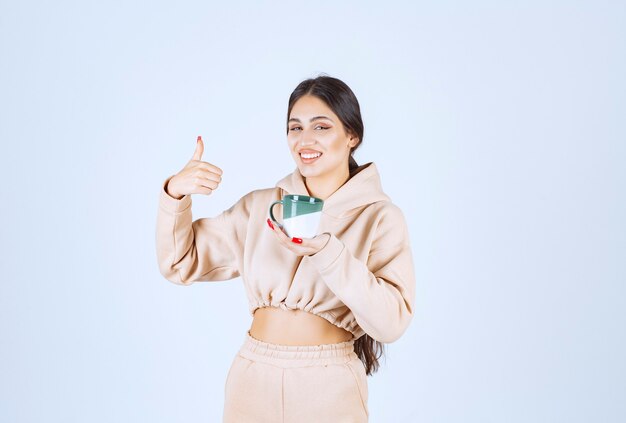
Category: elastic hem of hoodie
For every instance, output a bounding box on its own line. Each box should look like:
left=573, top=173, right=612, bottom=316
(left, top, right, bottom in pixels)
left=250, top=302, right=360, bottom=341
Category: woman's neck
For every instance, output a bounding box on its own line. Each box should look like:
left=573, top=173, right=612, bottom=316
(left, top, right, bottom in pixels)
left=304, top=164, right=351, bottom=201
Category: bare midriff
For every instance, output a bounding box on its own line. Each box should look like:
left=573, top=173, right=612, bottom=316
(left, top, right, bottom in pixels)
left=249, top=306, right=354, bottom=346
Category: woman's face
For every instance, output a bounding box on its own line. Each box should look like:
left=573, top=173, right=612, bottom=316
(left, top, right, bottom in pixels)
left=287, top=95, right=358, bottom=179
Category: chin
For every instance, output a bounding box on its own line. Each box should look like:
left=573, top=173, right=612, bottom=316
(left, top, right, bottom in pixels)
left=297, top=166, right=319, bottom=177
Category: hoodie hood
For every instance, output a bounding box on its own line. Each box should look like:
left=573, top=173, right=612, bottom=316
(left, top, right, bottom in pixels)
left=275, top=161, right=391, bottom=218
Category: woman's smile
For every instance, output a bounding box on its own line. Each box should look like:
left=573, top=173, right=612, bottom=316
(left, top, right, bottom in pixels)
left=300, top=151, right=323, bottom=163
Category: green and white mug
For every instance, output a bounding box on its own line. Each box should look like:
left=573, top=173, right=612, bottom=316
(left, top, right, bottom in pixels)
left=268, top=194, right=324, bottom=239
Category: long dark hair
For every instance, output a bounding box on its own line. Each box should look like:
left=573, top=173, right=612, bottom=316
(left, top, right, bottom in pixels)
left=286, top=73, right=386, bottom=376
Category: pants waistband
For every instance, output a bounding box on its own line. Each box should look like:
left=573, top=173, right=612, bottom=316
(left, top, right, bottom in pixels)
left=238, top=330, right=358, bottom=368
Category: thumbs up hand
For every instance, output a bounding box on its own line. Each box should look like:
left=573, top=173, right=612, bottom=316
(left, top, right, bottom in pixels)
left=165, top=136, right=224, bottom=200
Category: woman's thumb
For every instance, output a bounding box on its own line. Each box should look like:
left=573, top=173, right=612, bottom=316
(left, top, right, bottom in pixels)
left=192, top=135, right=204, bottom=161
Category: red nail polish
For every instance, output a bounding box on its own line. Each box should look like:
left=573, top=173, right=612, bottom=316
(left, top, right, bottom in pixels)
left=291, top=237, right=302, bottom=244
left=197, top=135, right=202, bottom=141
left=267, top=218, right=274, bottom=230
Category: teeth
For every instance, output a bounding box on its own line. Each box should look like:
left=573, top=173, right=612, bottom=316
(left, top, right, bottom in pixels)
left=301, top=152, right=322, bottom=159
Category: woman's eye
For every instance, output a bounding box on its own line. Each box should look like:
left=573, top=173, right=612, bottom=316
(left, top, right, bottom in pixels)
left=289, top=126, right=329, bottom=131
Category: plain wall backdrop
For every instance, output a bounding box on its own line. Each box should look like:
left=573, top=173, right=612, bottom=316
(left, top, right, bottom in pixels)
left=1, top=0, right=624, bottom=422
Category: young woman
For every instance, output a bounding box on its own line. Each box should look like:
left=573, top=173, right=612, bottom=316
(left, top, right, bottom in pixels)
left=156, top=75, right=416, bottom=422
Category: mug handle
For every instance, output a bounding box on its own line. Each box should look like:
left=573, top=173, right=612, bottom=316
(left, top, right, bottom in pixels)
left=269, top=200, right=283, bottom=227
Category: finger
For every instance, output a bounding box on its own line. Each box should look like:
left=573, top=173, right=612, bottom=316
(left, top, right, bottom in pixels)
left=196, top=161, right=223, bottom=177
left=267, top=218, right=282, bottom=234
left=192, top=135, right=204, bottom=161
left=196, top=176, right=219, bottom=190
left=269, top=219, right=282, bottom=235
left=199, top=167, right=223, bottom=183
left=276, top=224, right=289, bottom=238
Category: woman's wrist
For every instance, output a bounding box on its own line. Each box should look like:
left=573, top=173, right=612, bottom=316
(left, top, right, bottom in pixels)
left=309, top=233, right=331, bottom=256
left=165, top=180, right=184, bottom=200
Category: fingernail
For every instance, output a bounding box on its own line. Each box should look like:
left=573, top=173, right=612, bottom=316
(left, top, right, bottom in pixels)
left=267, top=218, right=274, bottom=230
left=197, top=135, right=202, bottom=141
left=291, top=237, right=302, bottom=244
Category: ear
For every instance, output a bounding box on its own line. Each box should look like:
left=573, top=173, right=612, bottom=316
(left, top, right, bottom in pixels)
left=347, top=133, right=359, bottom=148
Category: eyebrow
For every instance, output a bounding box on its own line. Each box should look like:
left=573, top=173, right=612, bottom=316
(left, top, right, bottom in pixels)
left=288, top=116, right=334, bottom=123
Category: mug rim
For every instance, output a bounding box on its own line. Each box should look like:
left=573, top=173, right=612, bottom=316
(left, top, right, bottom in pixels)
left=284, top=194, right=323, bottom=204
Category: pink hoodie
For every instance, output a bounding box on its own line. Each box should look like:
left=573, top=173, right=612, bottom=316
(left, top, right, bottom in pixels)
left=156, top=162, right=416, bottom=343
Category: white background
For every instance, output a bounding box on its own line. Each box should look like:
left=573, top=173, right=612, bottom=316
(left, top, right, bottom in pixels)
left=1, top=1, right=624, bottom=422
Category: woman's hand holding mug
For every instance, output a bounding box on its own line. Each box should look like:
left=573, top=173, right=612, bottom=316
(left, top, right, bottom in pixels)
left=266, top=194, right=330, bottom=255
left=266, top=218, right=331, bottom=256
left=166, top=136, right=224, bottom=200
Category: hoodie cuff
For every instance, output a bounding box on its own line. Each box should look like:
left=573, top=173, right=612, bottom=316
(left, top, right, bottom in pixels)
left=159, top=175, right=191, bottom=214
left=307, top=233, right=345, bottom=273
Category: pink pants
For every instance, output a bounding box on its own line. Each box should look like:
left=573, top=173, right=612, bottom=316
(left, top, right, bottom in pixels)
left=223, top=330, right=369, bottom=422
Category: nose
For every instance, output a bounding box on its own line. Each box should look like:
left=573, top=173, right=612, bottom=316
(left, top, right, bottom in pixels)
left=300, top=138, right=315, bottom=146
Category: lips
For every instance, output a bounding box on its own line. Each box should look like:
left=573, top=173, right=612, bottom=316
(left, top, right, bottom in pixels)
left=299, top=151, right=323, bottom=163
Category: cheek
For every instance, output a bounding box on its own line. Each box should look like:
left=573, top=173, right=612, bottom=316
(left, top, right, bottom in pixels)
left=328, top=138, right=348, bottom=154
left=287, top=138, right=298, bottom=151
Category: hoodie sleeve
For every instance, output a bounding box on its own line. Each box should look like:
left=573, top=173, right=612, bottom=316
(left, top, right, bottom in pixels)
left=156, top=175, right=251, bottom=286
left=306, top=203, right=416, bottom=343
